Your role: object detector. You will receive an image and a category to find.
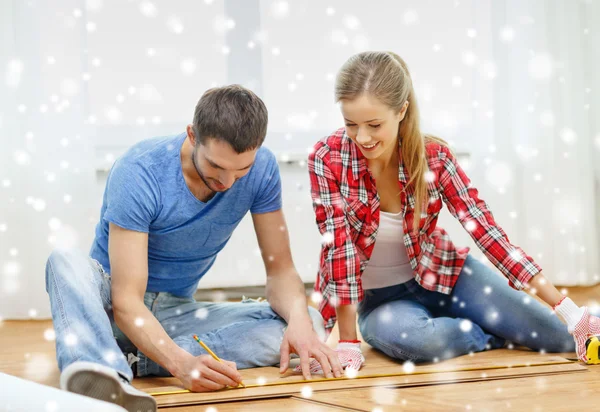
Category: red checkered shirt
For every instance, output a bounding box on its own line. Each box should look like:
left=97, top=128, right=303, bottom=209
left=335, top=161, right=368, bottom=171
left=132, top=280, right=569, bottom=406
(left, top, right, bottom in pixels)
left=308, top=128, right=542, bottom=333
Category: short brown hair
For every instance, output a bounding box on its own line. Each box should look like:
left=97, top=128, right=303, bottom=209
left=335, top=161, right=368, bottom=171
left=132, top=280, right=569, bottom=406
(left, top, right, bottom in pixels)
left=192, top=85, right=268, bottom=153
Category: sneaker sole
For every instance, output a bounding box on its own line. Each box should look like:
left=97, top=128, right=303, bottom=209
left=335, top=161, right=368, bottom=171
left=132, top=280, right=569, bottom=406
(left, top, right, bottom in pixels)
left=66, top=370, right=156, bottom=412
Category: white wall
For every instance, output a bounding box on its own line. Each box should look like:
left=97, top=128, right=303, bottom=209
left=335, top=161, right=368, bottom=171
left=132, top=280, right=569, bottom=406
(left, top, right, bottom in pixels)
left=1, top=0, right=98, bottom=320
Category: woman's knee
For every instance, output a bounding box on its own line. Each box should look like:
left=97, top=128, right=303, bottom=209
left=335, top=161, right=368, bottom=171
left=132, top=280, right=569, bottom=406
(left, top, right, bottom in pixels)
left=366, top=333, right=444, bottom=362
left=362, top=315, right=443, bottom=362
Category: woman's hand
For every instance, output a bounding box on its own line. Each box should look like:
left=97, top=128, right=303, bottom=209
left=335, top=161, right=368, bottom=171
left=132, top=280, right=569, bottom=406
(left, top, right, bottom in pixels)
left=570, top=308, right=600, bottom=362
left=294, top=340, right=365, bottom=375
left=555, top=297, right=600, bottom=362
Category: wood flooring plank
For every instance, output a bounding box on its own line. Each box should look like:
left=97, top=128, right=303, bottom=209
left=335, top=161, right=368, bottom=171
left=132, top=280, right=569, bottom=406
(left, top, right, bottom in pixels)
left=145, top=363, right=586, bottom=407
left=307, top=365, right=600, bottom=412
left=134, top=348, right=576, bottom=392
left=160, top=397, right=357, bottom=412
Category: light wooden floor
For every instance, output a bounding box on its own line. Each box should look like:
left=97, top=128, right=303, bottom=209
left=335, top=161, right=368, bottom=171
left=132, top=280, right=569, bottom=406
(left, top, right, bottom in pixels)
left=2, top=284, right=600, bottom=411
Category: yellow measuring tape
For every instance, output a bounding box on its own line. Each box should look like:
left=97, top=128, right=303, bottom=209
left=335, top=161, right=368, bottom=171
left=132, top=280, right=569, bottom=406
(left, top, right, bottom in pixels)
left=149, top=358, right=576, bottom=396
left=586, top=336, right=600, bottom=365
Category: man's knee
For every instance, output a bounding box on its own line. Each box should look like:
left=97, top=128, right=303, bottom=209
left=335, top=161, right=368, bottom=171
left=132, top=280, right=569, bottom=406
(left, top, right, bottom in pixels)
left=46, top=248, right=69, bottom=288
left=45, top=248, right=97, bottom=291
left=47, top=248, right=87, bottom=269
left=308, top=306, right=327, bottom=342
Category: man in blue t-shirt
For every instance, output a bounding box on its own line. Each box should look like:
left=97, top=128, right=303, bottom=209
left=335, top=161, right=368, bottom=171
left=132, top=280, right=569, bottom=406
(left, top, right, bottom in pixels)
left=45, top=85, right=342, bottom=411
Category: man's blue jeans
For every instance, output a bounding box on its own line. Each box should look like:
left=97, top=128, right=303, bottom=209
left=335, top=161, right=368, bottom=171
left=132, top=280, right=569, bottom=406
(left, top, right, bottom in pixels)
left=45, top=248, right=326, bottom=380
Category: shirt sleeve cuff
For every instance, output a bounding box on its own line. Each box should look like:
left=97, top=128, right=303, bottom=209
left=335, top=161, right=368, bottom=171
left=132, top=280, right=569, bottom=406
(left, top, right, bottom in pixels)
left=328, top=279, right=364, bottom=306
left=508, top=258, right=542, bottom=290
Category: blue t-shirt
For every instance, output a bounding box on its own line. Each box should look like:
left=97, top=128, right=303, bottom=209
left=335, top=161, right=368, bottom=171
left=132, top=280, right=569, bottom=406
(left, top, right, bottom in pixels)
left=89, top=132, right=282, bottom=297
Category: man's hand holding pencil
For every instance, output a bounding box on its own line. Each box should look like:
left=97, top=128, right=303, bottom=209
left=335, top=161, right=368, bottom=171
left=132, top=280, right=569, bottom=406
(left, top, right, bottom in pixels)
left=171, top=336, right=244, bottom=392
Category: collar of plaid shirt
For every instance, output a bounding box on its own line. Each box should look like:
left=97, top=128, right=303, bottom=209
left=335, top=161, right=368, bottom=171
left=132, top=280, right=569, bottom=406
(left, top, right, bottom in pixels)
left=310, top=128, right=542, bottom=334
left=347, top=130, right=409, bottom=185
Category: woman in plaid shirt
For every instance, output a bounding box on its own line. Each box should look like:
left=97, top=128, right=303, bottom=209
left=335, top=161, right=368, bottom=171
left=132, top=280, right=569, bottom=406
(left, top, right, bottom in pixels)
left=305, top=51, right=600, bottom=373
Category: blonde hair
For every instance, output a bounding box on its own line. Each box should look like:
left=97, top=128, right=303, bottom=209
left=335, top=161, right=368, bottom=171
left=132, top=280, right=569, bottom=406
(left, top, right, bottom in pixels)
left=335, top=51, right=448, bottom=232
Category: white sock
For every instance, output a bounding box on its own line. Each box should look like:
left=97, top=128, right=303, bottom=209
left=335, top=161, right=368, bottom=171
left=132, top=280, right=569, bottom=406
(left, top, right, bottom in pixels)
left=554, top=297, right=586, bottom=333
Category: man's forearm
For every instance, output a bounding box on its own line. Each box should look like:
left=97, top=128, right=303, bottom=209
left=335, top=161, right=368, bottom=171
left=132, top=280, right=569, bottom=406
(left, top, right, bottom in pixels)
left=265, top=269, right=311, bottom=324
left=113, top=301, right=191, bottom=377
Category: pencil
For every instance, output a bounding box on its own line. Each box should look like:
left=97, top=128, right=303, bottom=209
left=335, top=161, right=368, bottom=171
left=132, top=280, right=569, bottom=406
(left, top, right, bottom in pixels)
left=192, top=334, right=246, bottom=388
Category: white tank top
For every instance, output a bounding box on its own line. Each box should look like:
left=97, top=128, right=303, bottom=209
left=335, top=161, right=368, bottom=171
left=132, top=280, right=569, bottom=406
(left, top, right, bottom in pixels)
left=361, top=210, right=415, bottom=290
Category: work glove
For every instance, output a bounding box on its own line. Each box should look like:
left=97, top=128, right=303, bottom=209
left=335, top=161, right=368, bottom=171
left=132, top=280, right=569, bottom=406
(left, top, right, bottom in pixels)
left=554, top=297, right=600, bottom=362
left=293, top=340, right=364, bottom=375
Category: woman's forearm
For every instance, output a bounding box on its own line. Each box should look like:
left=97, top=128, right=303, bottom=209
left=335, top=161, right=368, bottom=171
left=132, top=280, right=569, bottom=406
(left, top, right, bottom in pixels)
left=526, top=272, right=565, bottom=307
left=336, top=304, right=359, bottom=341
